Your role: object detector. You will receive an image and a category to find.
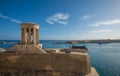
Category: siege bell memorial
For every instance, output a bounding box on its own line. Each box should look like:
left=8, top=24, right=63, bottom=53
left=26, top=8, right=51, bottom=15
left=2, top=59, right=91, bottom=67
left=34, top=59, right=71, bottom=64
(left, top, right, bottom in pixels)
left=0, top=22, right=99, bottom=76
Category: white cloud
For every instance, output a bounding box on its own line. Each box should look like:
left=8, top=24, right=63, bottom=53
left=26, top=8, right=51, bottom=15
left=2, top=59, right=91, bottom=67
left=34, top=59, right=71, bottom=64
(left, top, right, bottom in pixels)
left=81, top=15, right=95, bottom=20
left=10, top=19, right=21, bottom=23
left=0, top=13, right=9, bottom=19
left=0, top=13, right=22, bottom=23
left=91, top=29, right=114, bottom=34
left=46, top=13, right=70, bottom=25
left=92, top=19, right=120, bottom=27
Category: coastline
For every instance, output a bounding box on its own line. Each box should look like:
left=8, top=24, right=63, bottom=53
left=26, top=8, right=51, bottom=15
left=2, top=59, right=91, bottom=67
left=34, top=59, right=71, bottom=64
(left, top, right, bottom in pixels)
left=52, top=39, right=120, bottom=44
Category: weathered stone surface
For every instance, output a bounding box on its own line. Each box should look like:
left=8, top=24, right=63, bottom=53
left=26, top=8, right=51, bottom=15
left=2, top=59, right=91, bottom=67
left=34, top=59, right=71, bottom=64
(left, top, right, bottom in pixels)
left=85, top=68, right=99, bottom=76
left=0, top=53, right=92, bottom=76
left=6, top=44, right=45, bottom=53
left=0, top=48, right=6, bottom=52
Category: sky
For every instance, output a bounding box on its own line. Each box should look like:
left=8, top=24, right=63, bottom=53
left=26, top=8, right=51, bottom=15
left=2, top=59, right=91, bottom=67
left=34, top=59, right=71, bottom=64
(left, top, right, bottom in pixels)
left=0, top=0, right=120, bottom=40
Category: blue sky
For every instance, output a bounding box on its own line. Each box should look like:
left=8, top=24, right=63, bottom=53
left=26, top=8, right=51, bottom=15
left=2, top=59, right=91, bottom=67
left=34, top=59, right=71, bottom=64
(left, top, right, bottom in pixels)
left=0, top=0, right=120, bottom=40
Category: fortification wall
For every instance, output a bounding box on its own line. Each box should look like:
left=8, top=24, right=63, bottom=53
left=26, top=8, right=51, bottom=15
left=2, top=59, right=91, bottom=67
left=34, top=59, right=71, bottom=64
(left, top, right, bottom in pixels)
left=0, top=53, right=91, bottom=76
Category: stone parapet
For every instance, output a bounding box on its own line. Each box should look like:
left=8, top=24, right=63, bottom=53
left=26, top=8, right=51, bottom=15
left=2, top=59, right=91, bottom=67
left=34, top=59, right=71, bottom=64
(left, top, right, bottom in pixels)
left=0, top=53, right=91, bottom=76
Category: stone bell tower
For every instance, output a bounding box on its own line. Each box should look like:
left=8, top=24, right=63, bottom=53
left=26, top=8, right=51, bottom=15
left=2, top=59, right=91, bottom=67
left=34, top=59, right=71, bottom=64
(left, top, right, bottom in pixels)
left=6, top=23, right=46, bottom=53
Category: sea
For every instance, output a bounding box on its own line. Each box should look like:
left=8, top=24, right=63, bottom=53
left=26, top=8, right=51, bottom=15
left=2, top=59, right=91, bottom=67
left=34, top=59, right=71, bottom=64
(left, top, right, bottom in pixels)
left=0, top=40, right=120, bottom=76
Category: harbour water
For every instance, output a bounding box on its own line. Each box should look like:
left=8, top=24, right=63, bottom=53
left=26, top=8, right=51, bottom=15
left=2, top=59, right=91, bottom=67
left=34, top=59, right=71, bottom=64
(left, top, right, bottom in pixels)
left=0, top=40, right=120, bottom=76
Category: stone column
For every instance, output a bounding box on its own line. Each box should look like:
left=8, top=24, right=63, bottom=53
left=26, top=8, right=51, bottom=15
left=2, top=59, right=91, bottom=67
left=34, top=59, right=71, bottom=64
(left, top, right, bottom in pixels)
left=24, top=28, right=27, bottom=44
left=21, top=28, right=27, bottom=44
left=33, top=28, right=36, bottom=45
left=28, top=28, right=31, bottom=44
left=21, top=28, right=24, bottom=44
left=36, top=29, right=39, bottom=44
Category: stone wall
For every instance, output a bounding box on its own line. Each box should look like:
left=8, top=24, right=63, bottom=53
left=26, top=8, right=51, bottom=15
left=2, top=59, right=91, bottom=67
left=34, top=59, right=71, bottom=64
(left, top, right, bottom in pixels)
left=0, top=53, right=91, bottom=76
